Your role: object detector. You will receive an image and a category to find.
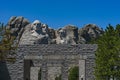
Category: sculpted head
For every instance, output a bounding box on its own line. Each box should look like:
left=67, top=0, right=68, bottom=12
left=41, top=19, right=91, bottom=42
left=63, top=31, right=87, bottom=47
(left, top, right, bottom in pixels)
left=58, top=28, right=66, bottom=39
left=42, top=24, right=48, bottom=33
left=31, top=20, right=41, bottom=30
left=30, top=20, right=49, bottom=38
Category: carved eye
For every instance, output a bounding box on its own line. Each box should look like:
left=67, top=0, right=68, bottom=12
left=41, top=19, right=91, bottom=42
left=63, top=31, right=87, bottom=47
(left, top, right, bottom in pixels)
left=33, top=23, right=37, bottom=26
left=42, top=25, right=45, bottom=28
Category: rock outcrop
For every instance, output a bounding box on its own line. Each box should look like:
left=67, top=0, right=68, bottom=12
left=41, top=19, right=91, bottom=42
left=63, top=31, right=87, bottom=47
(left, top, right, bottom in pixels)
left=19, top=20, right=50, bottom=44
left=78, top=24, right=104, bottom=43
left=6, top=16, right=30, bottom=45
left=19, top=20, right=79, bottom=45
left=6, top=16, right=104, bottom=45
left=55, top=25, right=78, bottom=44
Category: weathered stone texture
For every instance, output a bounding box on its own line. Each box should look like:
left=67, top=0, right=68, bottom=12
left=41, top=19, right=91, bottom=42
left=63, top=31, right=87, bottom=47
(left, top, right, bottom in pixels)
left=30, top=67, right=40, bottom=80
left=5, top=44, right=97, bottom=80
left=48, top=67, right=61, bottom=80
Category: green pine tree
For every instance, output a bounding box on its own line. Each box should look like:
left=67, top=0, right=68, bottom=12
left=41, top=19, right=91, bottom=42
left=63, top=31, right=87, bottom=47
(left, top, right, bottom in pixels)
left=68, top=66, right=79, bottom=80
left=0, top=23, right=16, bottom=62
left=95, top=24, right=120, bottom=80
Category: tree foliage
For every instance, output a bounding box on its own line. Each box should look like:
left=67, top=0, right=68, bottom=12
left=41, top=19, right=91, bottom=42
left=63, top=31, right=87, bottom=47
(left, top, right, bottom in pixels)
left=0, top=23, right=16, bottom=62
left=68, top=66, right=79, bottom=80
left=54, top=66, right=79, bottom=80
left=94, top=24, right=120, bottom=80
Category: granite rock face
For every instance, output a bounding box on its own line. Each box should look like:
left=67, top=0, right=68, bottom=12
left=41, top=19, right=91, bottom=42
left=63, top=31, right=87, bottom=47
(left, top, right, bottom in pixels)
left=7, top=17, right=104, bottom=45
left=78, top=24, right=104, bottom=43
left=55, top=25, right=78, bottom=44
left=19, top=20, right=50, bottom=45
left=6, top=16, right=30, bottom=45
left=7, top=16, right=29, bottom=36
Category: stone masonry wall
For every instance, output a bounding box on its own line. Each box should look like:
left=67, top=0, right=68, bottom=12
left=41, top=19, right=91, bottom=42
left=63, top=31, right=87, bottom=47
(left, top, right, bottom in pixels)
left=6, top=44, right=97, bottom=80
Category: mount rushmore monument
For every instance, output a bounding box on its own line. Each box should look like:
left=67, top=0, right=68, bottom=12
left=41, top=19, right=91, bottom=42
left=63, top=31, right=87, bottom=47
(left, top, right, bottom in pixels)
left=0, top=16, right=101, bottom=80
left=6, top=16, right=103, bottom=45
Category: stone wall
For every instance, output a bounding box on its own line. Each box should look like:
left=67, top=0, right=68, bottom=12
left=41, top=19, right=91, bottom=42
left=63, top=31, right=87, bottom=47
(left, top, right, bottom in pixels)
left=6, top=44, right=97, bottom=80
left=30, top=67, right=40, bottom=80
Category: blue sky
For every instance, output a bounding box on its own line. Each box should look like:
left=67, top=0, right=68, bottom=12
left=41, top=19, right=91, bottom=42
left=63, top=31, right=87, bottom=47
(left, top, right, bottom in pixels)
left=0, top=0, right=120, bottom=29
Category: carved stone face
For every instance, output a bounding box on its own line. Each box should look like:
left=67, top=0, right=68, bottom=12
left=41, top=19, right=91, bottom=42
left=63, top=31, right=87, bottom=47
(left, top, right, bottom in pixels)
left=31, top=20, right=41, bottom=31
left=30, top=20, right=42, bottom=37
left=58, top=28, right=66, bottom=39
left=42, top=24, right=48, bottom=33
left=30, top=20, right=49, bottom=40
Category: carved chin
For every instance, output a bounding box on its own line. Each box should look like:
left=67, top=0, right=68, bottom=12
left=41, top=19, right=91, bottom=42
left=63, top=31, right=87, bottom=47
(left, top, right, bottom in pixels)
left=61, top=40, right=64, bottom=43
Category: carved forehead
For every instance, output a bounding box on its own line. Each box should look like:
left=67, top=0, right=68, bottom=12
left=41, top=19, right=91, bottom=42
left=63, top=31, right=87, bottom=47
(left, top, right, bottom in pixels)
left=42, top=24, right=46, bottom=27
left=32, top=20, right=41, bottom=24
left=58, top=28, right=66, bottom=32
left=42, top=24, right=47, bottom=27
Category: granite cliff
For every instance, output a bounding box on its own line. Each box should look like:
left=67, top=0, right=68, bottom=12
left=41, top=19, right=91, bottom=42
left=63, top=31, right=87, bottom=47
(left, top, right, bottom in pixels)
left=6, top=16, right=104, bottom=45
